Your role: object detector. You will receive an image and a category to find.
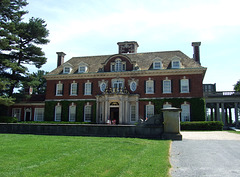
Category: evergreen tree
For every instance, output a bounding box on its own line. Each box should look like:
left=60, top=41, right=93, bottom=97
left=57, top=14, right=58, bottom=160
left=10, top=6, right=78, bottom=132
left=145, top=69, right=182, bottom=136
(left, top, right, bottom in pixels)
left=234, top=80, right=240, bottom=92
left=0, top=0, right=49, bottom=101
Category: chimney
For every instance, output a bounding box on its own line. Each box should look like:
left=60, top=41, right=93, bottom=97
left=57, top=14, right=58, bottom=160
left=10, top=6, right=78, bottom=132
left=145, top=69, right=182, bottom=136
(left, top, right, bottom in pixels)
left=117, top=41, right=139, bottom=54
left=56, top=52, right=66, bottom=67
left=192, top=42, right=201, bottom=64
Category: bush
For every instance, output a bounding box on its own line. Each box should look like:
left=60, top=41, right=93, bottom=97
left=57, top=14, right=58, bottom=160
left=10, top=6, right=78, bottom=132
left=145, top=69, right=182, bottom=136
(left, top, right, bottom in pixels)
left=181, top=121, right=223, bottom=131
left=0, top=116, right=18, bottom=123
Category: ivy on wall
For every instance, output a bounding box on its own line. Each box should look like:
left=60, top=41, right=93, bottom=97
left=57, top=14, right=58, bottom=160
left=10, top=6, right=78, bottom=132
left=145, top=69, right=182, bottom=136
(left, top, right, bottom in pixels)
left=144, top=98, right=206, bottom=121
left=44, top=101, right=96, bottom=122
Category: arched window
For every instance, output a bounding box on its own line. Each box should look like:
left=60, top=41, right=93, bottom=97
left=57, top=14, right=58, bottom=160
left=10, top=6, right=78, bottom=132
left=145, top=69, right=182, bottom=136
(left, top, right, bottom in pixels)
left=110, top=58, right=126, bottom=72
left=69, top=103, right=76, bottom=122
left=84, top=104, right=92, bottom=122
left=181, top=102, right=190, bottom=122
left=78, top=62, right=88, bottom=73
left=55, top=103, right=62, bottom=121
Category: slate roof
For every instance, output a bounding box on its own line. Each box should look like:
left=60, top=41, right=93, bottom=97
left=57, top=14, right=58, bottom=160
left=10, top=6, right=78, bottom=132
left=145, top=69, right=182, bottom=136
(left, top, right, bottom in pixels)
left=48, top=50, right=203, bottom=75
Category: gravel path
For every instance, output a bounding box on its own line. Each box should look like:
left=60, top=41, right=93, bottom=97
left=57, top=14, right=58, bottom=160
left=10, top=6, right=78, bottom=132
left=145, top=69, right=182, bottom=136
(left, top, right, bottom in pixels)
left=170, top=131, right=240, bottom=177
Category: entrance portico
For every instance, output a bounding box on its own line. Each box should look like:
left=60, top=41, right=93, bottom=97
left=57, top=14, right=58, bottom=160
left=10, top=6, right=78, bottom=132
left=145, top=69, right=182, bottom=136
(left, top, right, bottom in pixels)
left=96, top=89, right=139, bottom=124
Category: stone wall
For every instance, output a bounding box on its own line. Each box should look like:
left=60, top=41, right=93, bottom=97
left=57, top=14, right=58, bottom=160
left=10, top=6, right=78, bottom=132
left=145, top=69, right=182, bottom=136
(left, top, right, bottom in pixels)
left=0, top=123, right=163, bottom=139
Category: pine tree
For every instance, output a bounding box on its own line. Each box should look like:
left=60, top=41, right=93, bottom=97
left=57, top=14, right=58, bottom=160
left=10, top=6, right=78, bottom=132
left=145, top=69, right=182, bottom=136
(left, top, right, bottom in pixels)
left=0, top=0, right=49, bottom=101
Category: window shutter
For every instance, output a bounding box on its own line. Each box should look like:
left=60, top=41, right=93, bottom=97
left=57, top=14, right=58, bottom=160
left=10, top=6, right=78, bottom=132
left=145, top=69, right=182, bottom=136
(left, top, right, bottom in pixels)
left=91, top=83, right=93, bottom=95
left=161, top=80, right=163, bottom=93
left=62, top=84, right=64, bottom=95
left=189, top=79, right=191, bottom=92
left=144, top=105, right=146, bottom=119
left=69, top=84, right=71, bottom=95
left=83, top=105, right=85, bottom=122
left=144, top=81, right=146, bottom=93
left=77, top=83, right=79, bottom=95
left=55, top=84, right=57, bottom=96
left=153, top=80, right=156, bottom=93
left=171, top=80, right=173, bottom=93
left=179, top=80, right=181, bottom=93
left=83, top=83, right=85, bottom=95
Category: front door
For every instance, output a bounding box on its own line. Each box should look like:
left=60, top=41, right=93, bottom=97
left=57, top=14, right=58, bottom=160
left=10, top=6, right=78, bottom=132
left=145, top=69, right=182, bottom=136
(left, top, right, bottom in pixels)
left=110, top=107, right=119, bottom=124
left=25, top=109, right=31, bottom=121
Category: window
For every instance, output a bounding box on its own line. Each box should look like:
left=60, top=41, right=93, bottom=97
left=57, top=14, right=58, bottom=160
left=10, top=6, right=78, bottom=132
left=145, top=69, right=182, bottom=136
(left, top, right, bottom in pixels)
left=130, top=105, right=136, bottom=122
left=115, top=59, right=122, bottom=71
left=172, top=60, right=180, bottom=68
left=69, top=105, right=76, bottom=122
left=146, top=80, right=154, bottom=94
left=12, top=108, right=21, bottom=121
left=84, top=82, right=92, bottom=95
left=78, top=63, right=88, bottom=73
left=163, top=80, right=171, bottom=93
left=63, top=66, right=71, bottom=74
left=110, top=58, right=126, bottom=72
left=163, top=102, right=172, bottom=108
left=130, top=81, right=137, bottom=92
left=34, top=108, right=44, bottom=121
left=84, top=105, right=92, bottom=122
left=181, top=79, right=189, bottom=93
left=181, top=103, right=190, bottom=122
left=56, top=83, right=63, bottom=96
left=153, top=60, right=162, bottom=69
left=55, top=104, right=61, bottom=121
left=146, top=104, right=154, bottom=119
left=100, top=82, right=106, bottom=92
left=71, top=83, right=78, bottom=95
left=112, top=79, right=124, bottom=89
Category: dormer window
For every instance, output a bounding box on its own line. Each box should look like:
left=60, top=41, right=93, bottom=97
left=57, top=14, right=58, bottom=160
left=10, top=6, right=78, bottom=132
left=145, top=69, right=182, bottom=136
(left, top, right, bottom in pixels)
left=172, top=59, right=180, bottom=69
left=62, top=63, right=72, bottom=74
left=78, top=63, right=88, bottom=73
left=63, top=66, right=71, bottom=74
left=111, top=58, right=126, bottom=72
left=153, top=59, right=162, bottom=69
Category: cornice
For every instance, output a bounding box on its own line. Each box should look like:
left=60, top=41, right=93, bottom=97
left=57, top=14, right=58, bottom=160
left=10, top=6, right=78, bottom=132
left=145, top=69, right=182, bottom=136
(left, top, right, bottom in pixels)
left=45, top=67, right=207, bottom=80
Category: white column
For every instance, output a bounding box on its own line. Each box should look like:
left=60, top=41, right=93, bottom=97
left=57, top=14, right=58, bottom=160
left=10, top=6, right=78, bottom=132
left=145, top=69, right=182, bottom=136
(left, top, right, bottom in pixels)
left=104, top=97, right=109, bottom=123
left=221, top=103, right=225, bottom=126
left=119, top=96, right=123, bottom=124
left=96, top=97, right=99, bottom=123
left=216, top=103, right=220, bottom=121
left=136, top=99, right=139, bottom=122
left=124, top=96, right=129, bottom=124
left=235, top=102, right=239, bottom=127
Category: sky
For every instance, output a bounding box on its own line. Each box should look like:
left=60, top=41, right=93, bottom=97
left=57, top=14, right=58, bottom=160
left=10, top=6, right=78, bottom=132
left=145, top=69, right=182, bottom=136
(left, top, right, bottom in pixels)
left=23, top=0, right=240, bottom=91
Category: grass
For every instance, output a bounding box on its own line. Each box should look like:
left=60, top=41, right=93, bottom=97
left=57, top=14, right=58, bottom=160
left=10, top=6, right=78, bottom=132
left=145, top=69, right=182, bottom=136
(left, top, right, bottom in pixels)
left=0, top=134, right=171, bottom=177
left=228, top=130, right=240, bottom=134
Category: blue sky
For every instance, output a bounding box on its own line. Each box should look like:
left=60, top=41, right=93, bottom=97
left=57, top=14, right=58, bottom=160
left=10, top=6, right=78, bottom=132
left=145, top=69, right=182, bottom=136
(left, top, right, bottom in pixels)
left=24, top=0, right=240, bottom=91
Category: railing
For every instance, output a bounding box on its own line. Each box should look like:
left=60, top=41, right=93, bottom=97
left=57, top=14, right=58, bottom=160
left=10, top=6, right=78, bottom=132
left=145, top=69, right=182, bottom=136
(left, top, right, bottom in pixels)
left=204, top=91, right=240, bottom=97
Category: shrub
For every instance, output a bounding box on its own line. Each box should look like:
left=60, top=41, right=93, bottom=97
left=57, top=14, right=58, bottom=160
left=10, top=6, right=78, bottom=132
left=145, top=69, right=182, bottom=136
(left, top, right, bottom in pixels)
left=180, top=121, right=223, bottom=131
left=0, top=116, right=18, bottom=123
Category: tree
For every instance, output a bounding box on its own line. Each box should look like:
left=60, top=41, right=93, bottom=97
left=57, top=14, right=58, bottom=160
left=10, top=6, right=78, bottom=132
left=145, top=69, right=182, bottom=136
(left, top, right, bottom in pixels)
left=0, top=0, right=49, bottom=98
left=234, top=80, right=240, bottom=92
left=19, top=70, right=48, bottom=95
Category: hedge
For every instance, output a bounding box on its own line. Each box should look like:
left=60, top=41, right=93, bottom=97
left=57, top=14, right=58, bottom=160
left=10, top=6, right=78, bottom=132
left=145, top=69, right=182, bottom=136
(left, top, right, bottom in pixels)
left=44, top=101, right=96, bottom=122
left=180, top=121, right=224, bottom=131
left=0, top=116, right=18, bottom=123
left=144, top=98, right=206, bottom=121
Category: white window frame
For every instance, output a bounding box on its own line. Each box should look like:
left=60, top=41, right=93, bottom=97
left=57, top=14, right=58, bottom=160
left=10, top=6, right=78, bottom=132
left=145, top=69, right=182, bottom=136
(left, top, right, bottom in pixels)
left=181, top=79, right=189, bottom=93
left=130, top=81, right=137, bottom=92
left=130, top=104, right=136, bottom=122
left=163, top=102, right=172, bottom=108
left=115, top=59, right=122, bottom=72
left=78, top=63, right=88, bottom=73
left=153, top=60, right=162, bottom=69
left=12, top=108, right=21, bottom=121
left=55, top=104, right=62, bottom=122
left=56, top=83, right=63, bottom=96
left=146, top=104, right=154, bottom=119
left=181, top=103, right=190, bottom=122
left=34, top=108, right=44, bottom=121
left=100, top=82, right=107, bottom=92
left=71, top=83, right=78, bottom=95
left=112, top=79, right=124, bottom=89
left=84, top=105, right=92, bottom=122
left=163, top=80, right=171, bottom=93
left=84, top=81, right=92, bottom=95
left=146, top=80, right=154, bottom=94
left=63, top=66, right=71, bottom=74
left=172, top=60, right=180, bottom=69
left=69, top=104, right=76, bottom=122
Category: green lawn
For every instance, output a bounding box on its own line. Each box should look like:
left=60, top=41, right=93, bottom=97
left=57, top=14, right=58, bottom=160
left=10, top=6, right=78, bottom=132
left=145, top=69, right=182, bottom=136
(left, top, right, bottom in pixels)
left=0, top=134, right=171, bottom=177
